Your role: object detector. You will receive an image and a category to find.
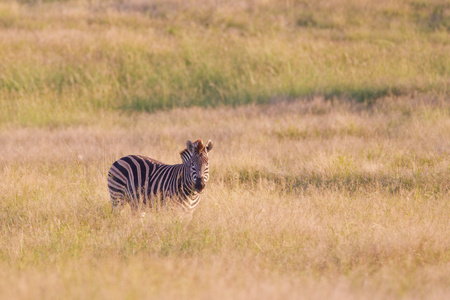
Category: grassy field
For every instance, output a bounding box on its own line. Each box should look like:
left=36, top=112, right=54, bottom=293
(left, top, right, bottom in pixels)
left=1, top=0, right=450, bottom=299
left=0, top=0, right=449, bottom=126
left=1, top=98, right=449, bottom=299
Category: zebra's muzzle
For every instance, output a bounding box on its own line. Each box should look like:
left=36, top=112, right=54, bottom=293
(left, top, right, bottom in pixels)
left=194, top=178, right=206, bottom=193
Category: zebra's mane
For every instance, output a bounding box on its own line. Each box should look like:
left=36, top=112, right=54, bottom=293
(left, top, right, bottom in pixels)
left=180, top=149, right=192, bottom=162
left=180, top=139, right=205, bottom=163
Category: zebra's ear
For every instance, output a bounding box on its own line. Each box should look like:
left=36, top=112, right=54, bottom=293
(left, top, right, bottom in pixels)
left=186, top=140, right=195, bottom=154
left=205, top=140, right=213, bottom=152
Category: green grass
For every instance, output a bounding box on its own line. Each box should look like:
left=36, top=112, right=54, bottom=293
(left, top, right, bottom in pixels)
left=0, top=0, right=449, bottom=127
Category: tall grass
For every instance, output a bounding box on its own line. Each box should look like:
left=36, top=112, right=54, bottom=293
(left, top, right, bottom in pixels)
left=0, top=97, right=449, bottom=299
left=0, top=1, right=449, bottom=299
left=0, top=0, right=449, bottom=126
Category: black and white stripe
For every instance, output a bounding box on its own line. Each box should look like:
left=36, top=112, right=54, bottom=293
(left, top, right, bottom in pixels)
left=107, top=139, right=213, bottom=213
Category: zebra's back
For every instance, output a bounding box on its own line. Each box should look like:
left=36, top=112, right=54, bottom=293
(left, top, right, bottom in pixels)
left=108, top=155, right=174, bottom=210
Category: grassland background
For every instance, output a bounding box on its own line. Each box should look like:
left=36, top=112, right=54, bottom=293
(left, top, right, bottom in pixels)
left=1, top=0, right=450, bottom=126
left=0, top=0, right=449, bottom=299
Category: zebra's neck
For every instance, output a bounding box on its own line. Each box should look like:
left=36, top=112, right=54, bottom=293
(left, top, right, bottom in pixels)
left=178, top=151, right=201, bottom=206
left=178, top=161, right=196, bottom=196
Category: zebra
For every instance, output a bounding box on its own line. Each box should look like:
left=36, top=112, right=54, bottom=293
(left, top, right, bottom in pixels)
left=107, top=139, right=213, bottom=213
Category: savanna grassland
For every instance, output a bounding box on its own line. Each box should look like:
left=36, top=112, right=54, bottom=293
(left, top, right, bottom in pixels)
left=0, top=0, right=449, bottom=299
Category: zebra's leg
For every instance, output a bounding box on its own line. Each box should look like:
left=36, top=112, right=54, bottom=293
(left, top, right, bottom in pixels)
left=108, top=173, right=128, bottom=214
left=128, top=189, right=145, bottom=218
left=110, top=193, right=126, bottom=214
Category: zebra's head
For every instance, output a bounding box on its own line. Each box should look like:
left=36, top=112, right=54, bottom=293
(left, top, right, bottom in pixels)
left=181, top=139, right=213, bottom=193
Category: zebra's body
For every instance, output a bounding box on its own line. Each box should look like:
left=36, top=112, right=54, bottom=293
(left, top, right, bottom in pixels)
left=107, top=139, right=213, bottom=213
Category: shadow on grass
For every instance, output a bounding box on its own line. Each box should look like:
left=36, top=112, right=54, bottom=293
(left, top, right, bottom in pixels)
left=322, top=86, right=405, bottom=103
left=117, top=85, right=409, bottom=113
left=221, top=168, right=447, bottom=195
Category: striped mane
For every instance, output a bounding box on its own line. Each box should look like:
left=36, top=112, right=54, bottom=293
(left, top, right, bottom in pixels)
left=179, top=149, right=190, bottom=161
left=180, top=139, right=204, bottom=162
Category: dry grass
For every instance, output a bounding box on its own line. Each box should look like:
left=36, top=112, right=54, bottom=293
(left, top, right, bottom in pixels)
left=1, top=0, right=449, bottom=298
left=1, top=97, right=449, bottom=299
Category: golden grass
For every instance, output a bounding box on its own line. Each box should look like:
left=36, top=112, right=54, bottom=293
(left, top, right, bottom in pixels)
left=1, top=97, right=449, bottom=299
left=1, top=1, right=449, bottom=298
